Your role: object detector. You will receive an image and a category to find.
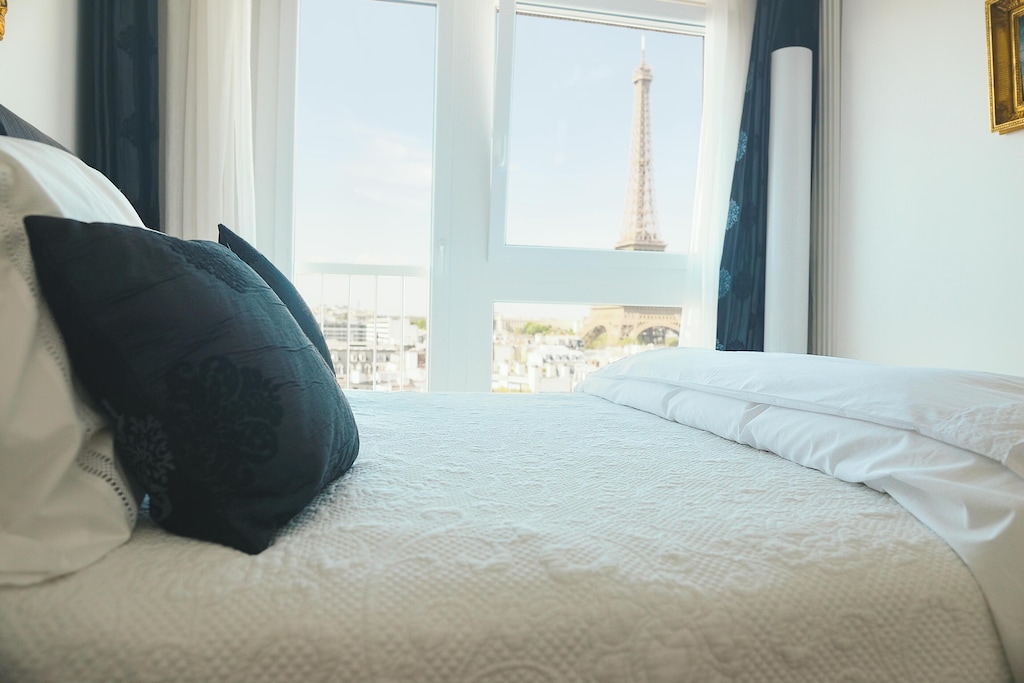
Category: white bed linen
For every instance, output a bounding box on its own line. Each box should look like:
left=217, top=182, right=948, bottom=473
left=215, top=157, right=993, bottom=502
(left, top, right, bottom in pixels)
left=0, top=392, right=1011, bottom=683
left=0, top=138, right=143, bottom=585
left=580, top=347, right=1024, bottom=476
left=579, top=348, right=1024, bottom=682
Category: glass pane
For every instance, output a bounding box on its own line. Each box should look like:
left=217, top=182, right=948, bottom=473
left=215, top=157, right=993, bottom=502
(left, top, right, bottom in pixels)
left=504, top=16, right=703, bottom=253
left=294, top=273, right=428, bottom=392
left=493, top=301, right=682, bottom=393
left=294, top=0, right=435, bottom=267
left=294, top=0, right=434, bottom=392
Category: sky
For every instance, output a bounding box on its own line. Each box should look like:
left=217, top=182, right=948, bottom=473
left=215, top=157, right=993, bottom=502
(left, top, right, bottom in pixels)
left=292, top=0, right=703, bottom=317
left=293, top=0, right=436, bottom=269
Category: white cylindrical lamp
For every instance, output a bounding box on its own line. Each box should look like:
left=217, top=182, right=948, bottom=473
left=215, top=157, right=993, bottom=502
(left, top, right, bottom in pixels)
left=764, top=46, right=813, bottom=354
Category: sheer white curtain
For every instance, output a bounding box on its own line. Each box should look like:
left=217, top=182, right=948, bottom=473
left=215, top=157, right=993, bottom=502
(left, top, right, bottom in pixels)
left=162, top=0, right=256, bottom=243
left=161, top=0, right=298, bottom=271
left=681, top=0, right=756, bottom=348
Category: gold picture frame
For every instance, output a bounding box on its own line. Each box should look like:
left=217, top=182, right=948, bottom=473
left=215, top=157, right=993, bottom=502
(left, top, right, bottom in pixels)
left=987, top=0, right=1024, bottom=133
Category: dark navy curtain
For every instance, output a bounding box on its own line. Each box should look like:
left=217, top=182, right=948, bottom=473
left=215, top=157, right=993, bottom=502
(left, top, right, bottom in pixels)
left=716, top=0, right=819, bottom=351
left=79, top=0, right=161, bottom=231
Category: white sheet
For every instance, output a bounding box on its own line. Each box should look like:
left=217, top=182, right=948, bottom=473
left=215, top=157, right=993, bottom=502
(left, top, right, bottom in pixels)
left=581, top=347, right=1024, bottom=475
left=579, top=347, right=1024, bottom=682
left=0, top=137, right=142, bottom=585
left=0, top=392, right=1011, bottom=682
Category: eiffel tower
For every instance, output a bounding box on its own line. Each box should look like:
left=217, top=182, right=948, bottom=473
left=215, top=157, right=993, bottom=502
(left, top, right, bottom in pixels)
left=581, top=37, right=681, bottom=347
left=616, top=36, right=666, bottom=253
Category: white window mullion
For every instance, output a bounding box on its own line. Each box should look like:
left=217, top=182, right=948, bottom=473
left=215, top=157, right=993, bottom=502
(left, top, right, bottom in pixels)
left=427, top=0, right=456, bottom=391
left=429, top=0, right=497, bottom=391
left=486, top=257, right=697, bottom=309
left=488, top=0, right=517, bottom=262
left=516, top=0, right=704, bottom=28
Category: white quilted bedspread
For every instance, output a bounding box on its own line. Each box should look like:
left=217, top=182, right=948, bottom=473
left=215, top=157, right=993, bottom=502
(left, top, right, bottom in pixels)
left=0, top=392, right=1011, bottom=683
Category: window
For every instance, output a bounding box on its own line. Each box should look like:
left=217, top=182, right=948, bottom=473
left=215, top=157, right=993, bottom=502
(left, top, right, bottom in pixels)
left=294, top=0, right=706, bottom=392
left=293, top=0, right=434, bottom=391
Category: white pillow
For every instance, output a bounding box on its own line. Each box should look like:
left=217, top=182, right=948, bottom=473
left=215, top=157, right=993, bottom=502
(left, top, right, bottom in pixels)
left=0, top=137, right=145, bottom=584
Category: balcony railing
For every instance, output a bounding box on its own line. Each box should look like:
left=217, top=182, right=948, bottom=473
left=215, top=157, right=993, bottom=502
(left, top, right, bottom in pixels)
left=295, top=262, right=429, bottom=392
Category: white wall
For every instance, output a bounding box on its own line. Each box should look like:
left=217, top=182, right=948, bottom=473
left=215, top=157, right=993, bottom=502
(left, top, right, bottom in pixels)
left=838, top=0, right=1024, bottom=376
left=0, top=0, right=79, bottom=150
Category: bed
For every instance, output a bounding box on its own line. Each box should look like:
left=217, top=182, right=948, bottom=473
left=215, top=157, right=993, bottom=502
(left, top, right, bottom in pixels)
left=2, top=109, right=1023, bottom=683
